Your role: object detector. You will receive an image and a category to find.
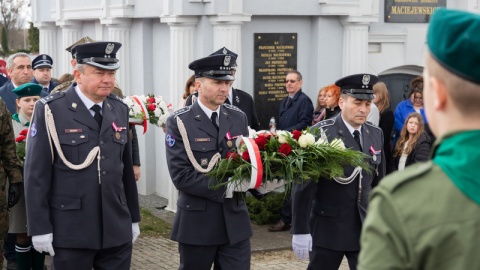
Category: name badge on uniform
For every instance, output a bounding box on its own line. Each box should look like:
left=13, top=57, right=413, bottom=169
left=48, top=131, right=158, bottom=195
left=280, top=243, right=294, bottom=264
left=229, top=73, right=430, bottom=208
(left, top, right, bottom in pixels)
left=65, top=129, right=83, bottom=133
left=195, top=138, right=211, bottom=142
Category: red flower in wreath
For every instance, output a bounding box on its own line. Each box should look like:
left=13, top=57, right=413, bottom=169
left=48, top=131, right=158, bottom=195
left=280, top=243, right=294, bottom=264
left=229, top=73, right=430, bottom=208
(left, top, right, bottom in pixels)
left=15, top=135, right=26, bottom=143
left=19, top=129, right=28, bottom=136
left=242, top=151, right=250, bottom=162
left=254, top=134, right=269, bottom=150
left=278, top=143, right=292, bottom=156
left=146, top=97, right=156, bottom=103
left=292, top=130, right=302, bottom=141
left=147, top=104, right=156, bottom=111
left=226, top=151, right=240, bottom=160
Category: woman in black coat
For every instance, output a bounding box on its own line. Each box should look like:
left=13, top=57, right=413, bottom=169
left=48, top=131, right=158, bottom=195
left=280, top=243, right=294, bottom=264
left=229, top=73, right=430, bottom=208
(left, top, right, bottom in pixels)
left=373, top=82, right=395, bottom=174
left=392, top=112, right=432, bottom=171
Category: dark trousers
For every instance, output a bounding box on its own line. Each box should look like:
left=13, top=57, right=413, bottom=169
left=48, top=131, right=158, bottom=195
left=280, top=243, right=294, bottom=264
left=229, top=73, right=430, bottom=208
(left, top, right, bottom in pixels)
left=308, top=246, right=358, bottom=270
left=3, top=233, right=16, bottom=262
left=178, top=239, right=250, bottom=270
left=280, top=190, right=292, bottom=224
left=51, top=242, right=132, bottom=270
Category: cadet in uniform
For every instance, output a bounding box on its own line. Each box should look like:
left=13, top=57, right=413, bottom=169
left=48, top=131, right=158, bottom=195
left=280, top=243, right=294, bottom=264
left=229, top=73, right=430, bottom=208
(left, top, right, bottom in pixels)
left=0, top=97, right=23, bottom=268
left=31, top=54, right=59, bottom=93
left=359, top=9, right=480, bottom=270
left=24, top=41, right=140, bottom=270
left=165, top=52, right=252, bottom=270
left=291, top=74, right=385, bottom=270
left=185, top=47, right=260, bottom=130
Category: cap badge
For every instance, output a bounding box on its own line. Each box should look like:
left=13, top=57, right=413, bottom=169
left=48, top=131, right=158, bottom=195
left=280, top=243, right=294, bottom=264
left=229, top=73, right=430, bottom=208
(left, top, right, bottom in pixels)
left=42, top=55, right=47, bottom=60
left=223, top=55, right=231, bottom=66
left=105, top=43, right=115, bottom=54
left=222, top=48, right=228, bottom=54
left=362, top=75, right=370, bottom=89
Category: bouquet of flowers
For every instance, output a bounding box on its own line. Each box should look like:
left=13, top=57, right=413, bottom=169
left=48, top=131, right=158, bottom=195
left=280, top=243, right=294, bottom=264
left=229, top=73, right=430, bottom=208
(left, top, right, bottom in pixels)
left=15, top=129, right=28, bottom=162
left=207, top=127, right=371, bottom=191
left=123, top=94, right=172, bottom=133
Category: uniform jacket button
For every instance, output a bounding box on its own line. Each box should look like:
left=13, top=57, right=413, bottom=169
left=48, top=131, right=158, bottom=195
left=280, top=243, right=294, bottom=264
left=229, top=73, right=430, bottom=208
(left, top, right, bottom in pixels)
left=186, top=205, right=190, bottom=208
left=61, top=205, right=64, bottom=208
left=102, top=171, right=106, bottom=175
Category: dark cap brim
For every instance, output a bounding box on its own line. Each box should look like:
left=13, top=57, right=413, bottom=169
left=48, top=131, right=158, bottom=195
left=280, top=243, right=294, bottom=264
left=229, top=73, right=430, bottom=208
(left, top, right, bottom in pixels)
left=344, top=93, right=374, bottom=100
left=33, top=64, right=52, bottom=70
left=199, top=74, right=235, bottom=81
left=78, top=59, right=120, bottom=71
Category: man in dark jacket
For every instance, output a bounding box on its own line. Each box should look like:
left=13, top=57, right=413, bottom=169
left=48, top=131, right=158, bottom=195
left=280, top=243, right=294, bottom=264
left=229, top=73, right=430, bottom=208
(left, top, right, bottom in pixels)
left=292, top=74, right=385, bottom=270
left=268, top=70, right=314, bottom=232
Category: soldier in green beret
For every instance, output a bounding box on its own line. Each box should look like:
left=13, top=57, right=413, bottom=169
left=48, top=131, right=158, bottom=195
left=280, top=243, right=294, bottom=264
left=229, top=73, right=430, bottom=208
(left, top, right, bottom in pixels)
left=0, top=97, right=23, bottom=268
left=359, top=9, right=480, bottom=269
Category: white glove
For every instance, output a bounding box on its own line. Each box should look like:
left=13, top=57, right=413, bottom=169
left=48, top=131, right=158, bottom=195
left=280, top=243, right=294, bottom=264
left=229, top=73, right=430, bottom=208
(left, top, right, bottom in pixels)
left=292, top=234, right=312, bottom=260
left=256, top=179, right=285, bottom=194
left=225, top=180, right=250, bottom=198
left=132, top=222, right=140, bottom=243
left=32, top=233, right=55, bottom=256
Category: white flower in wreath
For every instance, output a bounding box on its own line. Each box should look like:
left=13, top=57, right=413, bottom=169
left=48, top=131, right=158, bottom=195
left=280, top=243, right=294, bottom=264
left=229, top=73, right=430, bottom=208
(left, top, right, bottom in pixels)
left=248, top=127, right=257, bottom=138
left=276, top=130, right=290, bottom=144
left=315, top=137, right=327, bottom=145
left=298, top=133, right=315, bottom=148
left=330, top=138, right=346, bottom=150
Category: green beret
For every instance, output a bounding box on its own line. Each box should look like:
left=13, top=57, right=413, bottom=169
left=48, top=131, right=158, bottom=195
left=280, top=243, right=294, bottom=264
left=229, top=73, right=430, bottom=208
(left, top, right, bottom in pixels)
left=12, top=83, right=43, bottom=98
left=427, top=9, right=480, bottom=84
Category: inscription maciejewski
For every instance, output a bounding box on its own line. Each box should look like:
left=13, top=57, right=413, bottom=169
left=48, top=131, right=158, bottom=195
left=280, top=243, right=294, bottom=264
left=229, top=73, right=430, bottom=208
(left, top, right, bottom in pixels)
left=385, top=0, right=446, bottom=23
left=254, top=33, right=297, bottom=130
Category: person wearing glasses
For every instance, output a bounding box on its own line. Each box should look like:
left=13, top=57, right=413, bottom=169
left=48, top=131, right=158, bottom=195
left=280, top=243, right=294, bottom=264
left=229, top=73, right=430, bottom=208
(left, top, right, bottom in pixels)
left=268, top=70, right=314, bottom=233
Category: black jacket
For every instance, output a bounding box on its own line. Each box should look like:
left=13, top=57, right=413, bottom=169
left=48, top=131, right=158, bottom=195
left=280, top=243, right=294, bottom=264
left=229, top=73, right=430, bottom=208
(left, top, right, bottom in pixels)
left=392, top=132, right=432, bottom=171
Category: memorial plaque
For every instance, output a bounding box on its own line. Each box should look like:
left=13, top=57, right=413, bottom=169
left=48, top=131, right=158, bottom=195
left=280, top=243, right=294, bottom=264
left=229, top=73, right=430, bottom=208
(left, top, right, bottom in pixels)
left=385, top=0, right=446, bottom=23
left=254, top=33, right=297, bottom=130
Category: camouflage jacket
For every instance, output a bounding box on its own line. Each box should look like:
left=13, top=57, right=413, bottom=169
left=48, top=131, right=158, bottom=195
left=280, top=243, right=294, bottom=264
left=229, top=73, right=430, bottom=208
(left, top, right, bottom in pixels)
left=0, top=98, right=23, bottom=185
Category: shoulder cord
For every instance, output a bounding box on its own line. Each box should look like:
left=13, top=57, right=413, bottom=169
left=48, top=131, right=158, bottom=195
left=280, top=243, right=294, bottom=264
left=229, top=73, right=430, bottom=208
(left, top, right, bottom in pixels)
left=321, top=127, right=363, bottom=185
left=44, top=104, right=102, bottom=182
left=176, top=116, right=220, bottom=173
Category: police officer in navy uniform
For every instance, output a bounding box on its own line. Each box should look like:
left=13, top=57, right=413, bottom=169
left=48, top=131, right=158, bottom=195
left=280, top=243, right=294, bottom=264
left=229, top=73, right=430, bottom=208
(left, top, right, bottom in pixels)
left=31, top=54, right=59, bottom=93
left=165, top=52, right=254, bottom=270
left=24, top=41, right=140, bottom=270
left=291, top=74, right=386, bottom=270
left=185, top=47, right=260, bottom=130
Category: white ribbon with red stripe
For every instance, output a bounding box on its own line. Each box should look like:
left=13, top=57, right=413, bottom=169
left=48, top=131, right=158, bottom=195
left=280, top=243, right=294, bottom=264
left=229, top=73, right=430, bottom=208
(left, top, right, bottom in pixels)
left=131, top=95, right=148, bottom=134
left=236, top=136, right=263, bottom=189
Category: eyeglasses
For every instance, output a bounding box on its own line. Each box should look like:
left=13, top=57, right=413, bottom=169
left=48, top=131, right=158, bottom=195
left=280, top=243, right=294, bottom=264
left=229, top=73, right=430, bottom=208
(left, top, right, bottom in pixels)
left=413, top=96, right=423, bottom=100
left=285, top=80, right=297, bottom=84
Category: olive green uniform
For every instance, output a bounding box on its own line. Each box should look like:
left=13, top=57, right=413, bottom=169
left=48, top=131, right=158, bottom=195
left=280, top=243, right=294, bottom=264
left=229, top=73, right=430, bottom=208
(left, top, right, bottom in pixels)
left=0, top=98, right=23, bottom=266
left=359, top=133, right=480, bottom=269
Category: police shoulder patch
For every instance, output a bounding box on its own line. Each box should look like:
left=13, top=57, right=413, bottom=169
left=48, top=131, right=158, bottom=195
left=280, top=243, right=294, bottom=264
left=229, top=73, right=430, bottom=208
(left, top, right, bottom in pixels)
left=171, top=106, right=191, bottom=118
left=39, top=91, right=65, bottom=104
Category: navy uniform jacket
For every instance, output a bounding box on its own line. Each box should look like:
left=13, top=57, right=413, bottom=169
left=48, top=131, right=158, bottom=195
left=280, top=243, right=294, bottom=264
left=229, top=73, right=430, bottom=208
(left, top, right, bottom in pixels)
left=32, top=78, right=59, bottom=93
left=278, top=89, right=314, bottom=131
left=24, top=85, right=140, bottom=249
left=165, top=102, right=252, bottom=245
left=185, top=88, right=260, bottom=130
left=292, top=114, right=385, bottom=251
left=0, top=81, right=48, bottom=114
left=0, top=73, right=8, bottom=87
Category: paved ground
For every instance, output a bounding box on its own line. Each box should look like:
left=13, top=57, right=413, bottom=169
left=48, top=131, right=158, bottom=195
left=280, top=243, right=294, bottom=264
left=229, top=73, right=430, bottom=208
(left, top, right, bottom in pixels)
left=5, top=194, right=348, bottom=269
left=136, top=194, right=349, bottom=270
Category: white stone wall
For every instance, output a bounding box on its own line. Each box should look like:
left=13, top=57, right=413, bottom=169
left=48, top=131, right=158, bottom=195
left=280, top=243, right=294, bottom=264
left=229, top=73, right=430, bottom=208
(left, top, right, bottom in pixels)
left=31, top=0, right=475, bottom=208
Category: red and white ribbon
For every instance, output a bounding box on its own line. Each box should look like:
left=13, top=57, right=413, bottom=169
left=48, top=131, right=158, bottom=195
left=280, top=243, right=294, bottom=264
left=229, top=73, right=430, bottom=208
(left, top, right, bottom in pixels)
left=236, top=136, right=263, bottom=189
left=131, top=95, right=148, bottom=134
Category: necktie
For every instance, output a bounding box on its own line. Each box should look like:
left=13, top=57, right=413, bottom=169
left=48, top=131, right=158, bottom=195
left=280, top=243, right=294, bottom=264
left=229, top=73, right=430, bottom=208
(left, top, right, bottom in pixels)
left=353, top=130, right=362, bottom=151
left=285, top=98, right=291, bottom=108
left=91, top=105, right=103, bottom=127
left=211, top=112, right=219, bottom=132
left=43, top=87, right=49, bottom=93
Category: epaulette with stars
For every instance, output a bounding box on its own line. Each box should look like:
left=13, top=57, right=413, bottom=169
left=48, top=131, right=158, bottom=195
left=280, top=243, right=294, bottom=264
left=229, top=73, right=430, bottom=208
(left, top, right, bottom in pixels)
left=223, top=103, right=245, bottom=115
left=313, top=118, right=335, bottom=129
left=171, top=106, right=191, bottom=118
left=39, top=91, right=65, bottom=104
